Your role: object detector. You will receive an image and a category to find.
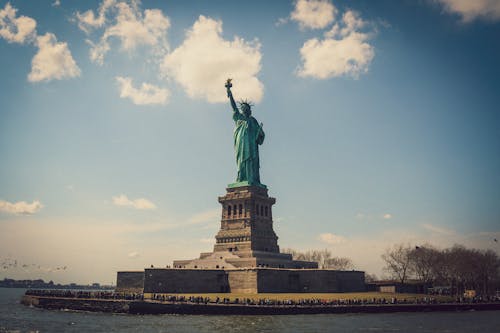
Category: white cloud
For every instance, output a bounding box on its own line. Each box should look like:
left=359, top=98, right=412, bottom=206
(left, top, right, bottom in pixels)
left=0, top=2, right=37, bottom=44
left=421, top=223, right=455, bottom=236
left=116, top=76, right=169, bottom=105
left=112, top=194, right=156, bottom=210
left=77, top=0, right=170, bottom=65
left=0, top=199, right=43, bottom=215
left=318, top=232, right=346, bottom=245
left=291, top=0, right=336, bottom=30
left=161, top=15, right=263, bottom=104
left=297, top=10, right=375, bottom=79
left=86, top=38, right=110, bottom=65
left=383, top=213, right=392, bottom=219
left=52, top=0, right=61, bottom=7
left=1, top=3, right=79, bottom=83
left=275, top=17, right=289, bottom=27
left=107, top=7, right=169, bottom=51
left=435, top=0, right=500, bottom=22
left=76, top=0, right=115, bottom=33
left=28, top=33, right=81, bottom=82
left=128, top=251, right=139, bottom=258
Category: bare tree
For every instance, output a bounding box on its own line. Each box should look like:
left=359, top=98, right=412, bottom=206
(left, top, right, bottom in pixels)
left=385, top=243, right=500, bottom=296
left=382, top=244, right=413, bottom=284
left=476, top=249, right=500, bottom=295
left=325, top=257, right=354, bottom=270
left=446, top=245, right=477, bottom=295
left=409, top=244, right=440, bottom=284
left=364, top=273, right=378, bottom=282
left=281, top=248, right=298, bottom=259
left=282, top=248, right=355, bottom=270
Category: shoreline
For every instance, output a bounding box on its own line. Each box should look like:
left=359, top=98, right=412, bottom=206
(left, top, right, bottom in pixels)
left=21, top=295, right=500, bottom=315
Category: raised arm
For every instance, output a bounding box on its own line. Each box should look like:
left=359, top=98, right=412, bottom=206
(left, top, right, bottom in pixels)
left=225, top=79, right=238, bottom=113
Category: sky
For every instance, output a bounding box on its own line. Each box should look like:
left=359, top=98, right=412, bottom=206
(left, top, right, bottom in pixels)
left=0, top=0, right=499, bottom=285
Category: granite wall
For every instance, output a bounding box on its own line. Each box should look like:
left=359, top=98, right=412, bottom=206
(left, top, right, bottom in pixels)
left=227, top=269, right=258, bottom=293
left=335, top=271, right=366, bottom=292
left=143, top=269, right=229, bottom=293
left=125, top=268, right=365, bottom=294
left=255, top=269, right=365, bottom=293
left=116, top=271, right=144, bottom=293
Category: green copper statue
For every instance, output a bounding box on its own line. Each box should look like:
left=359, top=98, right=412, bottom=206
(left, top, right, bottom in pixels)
left=225, top=79, right=265, bottom=187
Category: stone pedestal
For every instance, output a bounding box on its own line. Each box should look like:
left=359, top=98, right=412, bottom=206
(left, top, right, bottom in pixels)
left=215, top=185, right=278, bottom=253
left=116, top=186, right=368, bottom=294
left=173, top=186, right=317, bottom=269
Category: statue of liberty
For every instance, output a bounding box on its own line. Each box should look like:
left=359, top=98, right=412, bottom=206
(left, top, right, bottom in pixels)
left=225, top=79, right=265, bottom=187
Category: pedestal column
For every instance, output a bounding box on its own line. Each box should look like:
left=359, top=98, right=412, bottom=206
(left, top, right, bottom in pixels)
left=214, top=185, right=279, bottom=253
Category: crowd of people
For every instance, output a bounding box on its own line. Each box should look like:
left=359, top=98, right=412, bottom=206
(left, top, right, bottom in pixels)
left=26, top=289, right=500, bottom=307
left=150, top=294, right=500, bottom=306
left=25, top=289, right=143, bottom=300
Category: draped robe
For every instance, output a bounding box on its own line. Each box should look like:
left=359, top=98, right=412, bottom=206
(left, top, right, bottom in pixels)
left=233, top=111, right=265, bottom=185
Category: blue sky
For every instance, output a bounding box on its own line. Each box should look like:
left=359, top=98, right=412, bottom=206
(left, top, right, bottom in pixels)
left=1, top=0, right=499, bottom=284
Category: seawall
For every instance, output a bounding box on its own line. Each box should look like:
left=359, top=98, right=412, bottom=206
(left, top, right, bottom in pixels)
left=21, top=295, right=500, bottom=315
left=21, top=295, right=130, bottom=313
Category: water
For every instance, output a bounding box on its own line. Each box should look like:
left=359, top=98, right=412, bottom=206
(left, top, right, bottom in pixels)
left=1, top=288, right=499, bottom=333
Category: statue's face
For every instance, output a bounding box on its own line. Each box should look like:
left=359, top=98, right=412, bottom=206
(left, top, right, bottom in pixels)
left=241, top=104, right=251, bottom=117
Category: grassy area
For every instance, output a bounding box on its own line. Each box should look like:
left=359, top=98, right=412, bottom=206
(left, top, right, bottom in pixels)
left=144, top=292, right=453, bottom=302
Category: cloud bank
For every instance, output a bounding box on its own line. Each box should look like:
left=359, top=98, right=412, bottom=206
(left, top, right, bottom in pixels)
left=1, top=3, right=80, bottom=83
left=0, top=199, right=43, bottom=215
left=76, top=0, right=170, bottom=65
left=76, top=2, right=264, bottom=104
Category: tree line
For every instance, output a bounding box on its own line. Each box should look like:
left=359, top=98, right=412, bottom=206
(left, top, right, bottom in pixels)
left=281, top=248, right=355, bottom=270
left=283, top=243, right=499, bottom=296
left=382, top=243, right=500, bottom=296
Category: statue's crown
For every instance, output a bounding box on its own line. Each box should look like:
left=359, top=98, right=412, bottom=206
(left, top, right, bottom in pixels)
left=238, top=99, right=254, bottom=108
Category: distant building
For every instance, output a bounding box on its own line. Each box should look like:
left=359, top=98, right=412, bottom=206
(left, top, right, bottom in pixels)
left=366, top=280, right=429, bottom=294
